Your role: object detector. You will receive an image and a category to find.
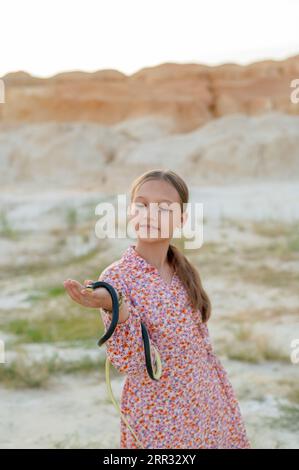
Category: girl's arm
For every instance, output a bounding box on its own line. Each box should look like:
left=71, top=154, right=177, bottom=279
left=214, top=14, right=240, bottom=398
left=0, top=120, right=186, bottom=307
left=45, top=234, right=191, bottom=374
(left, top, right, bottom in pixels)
left=98, top=263, right=158, bottom=377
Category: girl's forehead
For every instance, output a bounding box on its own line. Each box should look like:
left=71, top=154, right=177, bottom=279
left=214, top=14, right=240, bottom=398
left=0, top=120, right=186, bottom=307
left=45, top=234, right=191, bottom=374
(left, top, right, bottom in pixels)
left=133, top=195, right=174, bottom=203
left=133, top=180, right=181, bottom=202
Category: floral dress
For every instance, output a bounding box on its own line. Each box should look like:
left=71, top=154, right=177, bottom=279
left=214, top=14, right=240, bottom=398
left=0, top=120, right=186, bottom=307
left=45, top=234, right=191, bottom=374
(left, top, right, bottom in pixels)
left=99, top=244, right=251, bottom=449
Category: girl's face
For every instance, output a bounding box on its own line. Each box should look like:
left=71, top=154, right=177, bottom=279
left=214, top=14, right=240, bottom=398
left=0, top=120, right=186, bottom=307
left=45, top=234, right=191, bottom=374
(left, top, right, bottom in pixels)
left=129, top=179, right=187, bottom=243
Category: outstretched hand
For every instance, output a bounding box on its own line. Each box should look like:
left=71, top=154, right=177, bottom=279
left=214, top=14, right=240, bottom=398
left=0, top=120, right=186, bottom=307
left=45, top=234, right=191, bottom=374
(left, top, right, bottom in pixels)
left=63, top=279, right=103, bottom=308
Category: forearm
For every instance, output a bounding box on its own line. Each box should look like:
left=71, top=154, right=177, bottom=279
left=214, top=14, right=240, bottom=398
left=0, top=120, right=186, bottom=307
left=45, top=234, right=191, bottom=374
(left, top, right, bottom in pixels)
left=98, top=287, right=130, bottom=324
left=100, top=302, right=157, bottom=376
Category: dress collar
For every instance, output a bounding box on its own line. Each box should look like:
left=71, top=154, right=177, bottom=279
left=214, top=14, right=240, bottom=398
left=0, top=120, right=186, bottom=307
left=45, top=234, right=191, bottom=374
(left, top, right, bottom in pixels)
left=122, top=244, right=156, bottom=271
left=122, top=244, right=176, bottom=276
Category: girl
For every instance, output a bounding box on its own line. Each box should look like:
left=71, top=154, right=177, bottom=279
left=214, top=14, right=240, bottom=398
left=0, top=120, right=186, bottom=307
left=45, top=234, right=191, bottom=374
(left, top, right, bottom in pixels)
left=63, top=169, right=251, bottom=449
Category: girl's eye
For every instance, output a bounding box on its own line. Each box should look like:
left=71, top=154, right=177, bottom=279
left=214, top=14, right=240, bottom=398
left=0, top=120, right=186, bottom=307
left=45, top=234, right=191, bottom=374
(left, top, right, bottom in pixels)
left=132, top=202, right=147, bottom=211
left=158, top=203, right=171, bottom=212
left=131, top=202, right=172, bottom=213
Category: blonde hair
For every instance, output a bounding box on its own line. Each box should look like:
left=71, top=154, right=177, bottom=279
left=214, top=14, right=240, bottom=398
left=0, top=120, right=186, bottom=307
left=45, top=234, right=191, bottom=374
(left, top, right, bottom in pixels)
left=130, top=169, right=212, bottom=323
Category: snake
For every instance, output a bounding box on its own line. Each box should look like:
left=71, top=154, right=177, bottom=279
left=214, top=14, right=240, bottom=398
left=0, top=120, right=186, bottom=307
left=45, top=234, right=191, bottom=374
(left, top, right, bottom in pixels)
left=85, top=280, right=163, bottom=448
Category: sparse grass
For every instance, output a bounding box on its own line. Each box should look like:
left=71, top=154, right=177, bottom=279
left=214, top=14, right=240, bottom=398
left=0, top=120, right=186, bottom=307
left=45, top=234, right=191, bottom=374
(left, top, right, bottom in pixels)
left=0, top=350, right=106, bottom=388
left=251, top=220, right=299, bottom=239
left=27, top=284, right=66, bottom=302
left=287, top=235, right=299, bottom=253
left=265, top=403, right=299, bottom=433
left=251, top=220, right=299, bottom=255
left=238, top=264, right=299, bottom=288
left=221, top=324, right=292, bottom=364
left=221, top=217, right=247, bottom=232
left=224, top=347, right=290, bottom=364
left=47, top=285, right=66, bottom=297
left=195, top=219, right=299, bottom=268
left=232, top=323, right=253, bottom=342
left=0, top=311, right=105, bottom=343
left=53, top=431, right=83, bottom=449
left=0, top=211, right=18, bottom=239
left=223, top=306, right=299, bottom=323
left=52, top=432, right=111, bottom=449
left=194, top=237, right=299, bottom=273
left=288, top=387, right=299, bottom=405
left=243, top=239, right=299, bottom=262
left=53, top=431, right=99, bottom=449
left=192, top=239, right=299, bottom=292
left=0, top=246, right=107, bottom=281
left=276, top=378, right=299, bottom=405
left=66, top=207, right=78, bottom=229
left=192, top=251, right=239, bottom=281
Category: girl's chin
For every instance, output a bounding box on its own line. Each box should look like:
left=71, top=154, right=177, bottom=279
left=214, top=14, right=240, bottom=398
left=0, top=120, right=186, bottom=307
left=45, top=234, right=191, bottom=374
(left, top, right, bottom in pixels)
left=137, top=234, right=161, bottom=241
left=137, top=230, right=161, bottom=242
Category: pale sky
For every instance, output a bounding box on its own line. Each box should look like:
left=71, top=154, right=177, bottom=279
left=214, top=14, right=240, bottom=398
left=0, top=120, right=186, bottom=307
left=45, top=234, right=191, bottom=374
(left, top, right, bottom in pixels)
left=1, top=0, right=299, bottom=78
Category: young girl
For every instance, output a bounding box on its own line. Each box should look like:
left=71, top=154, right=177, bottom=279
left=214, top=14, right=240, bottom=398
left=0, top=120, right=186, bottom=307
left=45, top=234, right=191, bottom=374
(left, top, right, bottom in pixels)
left=63, top=169, right=251, bottom=449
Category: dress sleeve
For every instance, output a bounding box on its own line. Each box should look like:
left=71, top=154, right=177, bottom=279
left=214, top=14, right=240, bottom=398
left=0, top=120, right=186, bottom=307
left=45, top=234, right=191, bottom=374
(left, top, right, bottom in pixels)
left=97, top=263, right=158, bottom=377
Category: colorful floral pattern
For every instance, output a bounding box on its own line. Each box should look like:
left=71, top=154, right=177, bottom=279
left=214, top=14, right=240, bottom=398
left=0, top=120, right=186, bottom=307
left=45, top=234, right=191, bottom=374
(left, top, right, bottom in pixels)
left=99, top=244, right=251, bottom=449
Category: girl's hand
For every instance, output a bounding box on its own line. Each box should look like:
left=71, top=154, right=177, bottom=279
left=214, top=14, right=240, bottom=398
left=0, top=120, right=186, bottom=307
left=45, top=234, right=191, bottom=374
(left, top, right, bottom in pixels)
left=63, top=279, right=104, bottom=308
left=63, top=278, right=130, bottom=323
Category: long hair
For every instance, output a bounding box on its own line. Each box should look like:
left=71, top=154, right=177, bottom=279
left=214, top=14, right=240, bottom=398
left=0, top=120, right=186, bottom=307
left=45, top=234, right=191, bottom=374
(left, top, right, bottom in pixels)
left=130, top=169, right=212, bottom=323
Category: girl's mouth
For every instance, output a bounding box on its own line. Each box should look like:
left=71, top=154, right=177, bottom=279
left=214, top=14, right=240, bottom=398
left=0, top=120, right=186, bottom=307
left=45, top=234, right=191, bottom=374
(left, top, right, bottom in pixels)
left=139, top=224, right=160, bottom=232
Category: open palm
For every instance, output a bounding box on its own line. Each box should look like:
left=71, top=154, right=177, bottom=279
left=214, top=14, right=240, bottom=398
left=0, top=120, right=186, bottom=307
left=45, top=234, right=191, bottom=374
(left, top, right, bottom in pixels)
left=63, top=279, right=102, bottom=308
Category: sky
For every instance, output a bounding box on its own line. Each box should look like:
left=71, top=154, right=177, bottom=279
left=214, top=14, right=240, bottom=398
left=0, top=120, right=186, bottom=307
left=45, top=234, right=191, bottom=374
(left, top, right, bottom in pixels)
left=1, top=0, right=299, bottom=78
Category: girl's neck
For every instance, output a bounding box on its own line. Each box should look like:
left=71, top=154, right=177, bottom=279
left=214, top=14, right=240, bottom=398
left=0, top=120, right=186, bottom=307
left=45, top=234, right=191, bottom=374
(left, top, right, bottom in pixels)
left=134, top=241, right=170, bottom=271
